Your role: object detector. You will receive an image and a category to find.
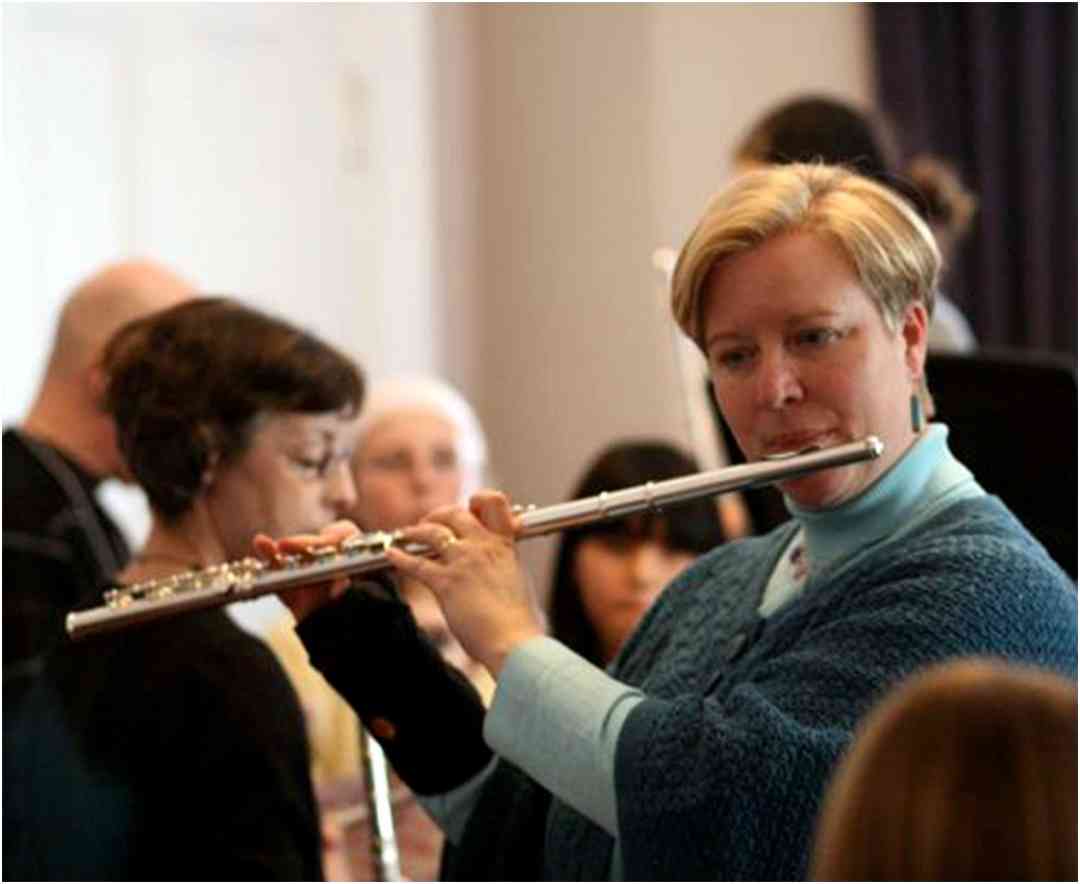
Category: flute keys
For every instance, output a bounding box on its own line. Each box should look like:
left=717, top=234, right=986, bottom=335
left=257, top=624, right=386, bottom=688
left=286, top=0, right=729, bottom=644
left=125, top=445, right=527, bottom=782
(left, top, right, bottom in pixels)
left=341, top=535, right=368, bottom=554
left=105, top=589, right=134, bottom=608
left=307, top=545, right=339, bottom=561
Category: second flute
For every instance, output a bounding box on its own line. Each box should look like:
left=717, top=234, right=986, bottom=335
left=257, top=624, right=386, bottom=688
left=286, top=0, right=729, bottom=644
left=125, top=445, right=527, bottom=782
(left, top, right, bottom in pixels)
left=66, top=436, right=883, bottom=640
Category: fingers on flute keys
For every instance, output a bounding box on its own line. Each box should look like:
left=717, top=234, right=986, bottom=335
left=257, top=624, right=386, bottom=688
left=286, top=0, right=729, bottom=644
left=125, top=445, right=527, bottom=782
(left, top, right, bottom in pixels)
left=469, top=490, right=520, bottom=536
left=254, top=520, right=360, bottom=621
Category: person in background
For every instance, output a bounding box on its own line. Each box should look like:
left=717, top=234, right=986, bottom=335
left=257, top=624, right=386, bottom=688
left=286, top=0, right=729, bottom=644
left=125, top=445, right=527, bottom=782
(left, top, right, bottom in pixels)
left=348, top=375, right=493, bottom=696
left=4, top=297, right=362, bottom=880
left=262, top=163, right=1076, bottom=881
left=811, top=659, right=1077, bottom=881
left=548, top=440, right=727, bottom=668
left=734, top=94, right=978, bottom=353
left=3, top=260, right=193, bottom=711
left=906, top=153, right=979, bottom=352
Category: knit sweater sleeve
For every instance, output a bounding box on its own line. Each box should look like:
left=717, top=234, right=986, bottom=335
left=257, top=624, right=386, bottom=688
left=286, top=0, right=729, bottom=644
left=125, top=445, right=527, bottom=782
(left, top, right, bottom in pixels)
left=612, top=514, right=1077, bottom=881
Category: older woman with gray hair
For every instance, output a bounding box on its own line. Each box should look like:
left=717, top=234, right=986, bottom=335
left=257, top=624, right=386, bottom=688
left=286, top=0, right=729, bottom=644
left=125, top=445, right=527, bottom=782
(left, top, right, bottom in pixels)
left=349, top=375, right=488, bottom=533
left=267, top=164, right=1076, bottom=880
left=347, top=375, right=493, bottom=690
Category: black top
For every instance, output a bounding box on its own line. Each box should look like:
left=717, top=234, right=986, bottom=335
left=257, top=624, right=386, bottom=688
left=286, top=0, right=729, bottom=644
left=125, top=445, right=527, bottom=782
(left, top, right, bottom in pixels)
left=3, top=428, right=130, bottom=669
left=4, top=606, right=324, bottom=881
left=3, top=429, right=322, bottom=879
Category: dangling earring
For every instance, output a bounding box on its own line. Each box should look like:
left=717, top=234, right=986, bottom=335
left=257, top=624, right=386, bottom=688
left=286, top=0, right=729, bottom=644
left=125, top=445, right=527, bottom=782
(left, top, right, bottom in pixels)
left=201, top=448, right=219, bottom=489
left=909, top=391, right=925, bottom=433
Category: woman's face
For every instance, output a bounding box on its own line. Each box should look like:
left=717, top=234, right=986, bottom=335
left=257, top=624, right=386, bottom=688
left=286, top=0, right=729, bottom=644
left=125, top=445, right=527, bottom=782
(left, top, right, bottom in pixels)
left=702, top=231, right=927, bottom=510
left=206, top=410, right=359, bottom=560
left=350, top=409, right=463, bottom=531
left=573, top=532, right=696, bottom=664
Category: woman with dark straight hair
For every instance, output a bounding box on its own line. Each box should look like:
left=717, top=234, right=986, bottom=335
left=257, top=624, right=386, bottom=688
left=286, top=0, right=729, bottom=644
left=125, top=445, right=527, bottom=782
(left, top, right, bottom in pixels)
left=548, top=441, right=726, bottom=667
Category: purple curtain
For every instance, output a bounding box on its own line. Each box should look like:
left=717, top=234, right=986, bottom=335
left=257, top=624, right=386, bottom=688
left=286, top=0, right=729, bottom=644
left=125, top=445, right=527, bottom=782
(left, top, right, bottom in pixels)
left=872, top=4, right=1077, bottom=357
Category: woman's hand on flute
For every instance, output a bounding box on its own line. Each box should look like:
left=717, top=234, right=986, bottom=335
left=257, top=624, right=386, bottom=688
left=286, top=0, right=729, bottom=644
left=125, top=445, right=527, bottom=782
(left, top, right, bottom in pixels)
left=387, top=490, right=545, bottom=678
left=253, top=520, right=358, bottom=622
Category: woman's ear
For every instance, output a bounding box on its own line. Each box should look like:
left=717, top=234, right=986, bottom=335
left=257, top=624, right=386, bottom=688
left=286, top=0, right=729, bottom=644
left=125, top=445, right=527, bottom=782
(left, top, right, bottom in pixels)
left=901, top=301, right=930, bottom=382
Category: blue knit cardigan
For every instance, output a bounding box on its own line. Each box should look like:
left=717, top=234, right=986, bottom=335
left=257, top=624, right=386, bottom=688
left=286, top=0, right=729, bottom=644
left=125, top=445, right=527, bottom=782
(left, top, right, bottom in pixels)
left=534, top=495, right=1077, bottom=880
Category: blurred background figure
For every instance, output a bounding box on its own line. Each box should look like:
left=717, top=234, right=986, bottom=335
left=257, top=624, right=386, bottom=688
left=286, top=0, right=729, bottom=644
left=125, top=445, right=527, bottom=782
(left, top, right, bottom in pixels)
left=3, top=260, right=193, bottom=709
left=733, top=94, right=978, bottom=353
left=5, top=297, right=362, bottom=880
left=812, top=659, right=1077, bottom=881
left=548, top=440, right=728, bottom=668
left=349, top=374, right=492, bottom=693
left=906, top=154, right=979, bottom=352
left=270, top=374, right=493, bottom=880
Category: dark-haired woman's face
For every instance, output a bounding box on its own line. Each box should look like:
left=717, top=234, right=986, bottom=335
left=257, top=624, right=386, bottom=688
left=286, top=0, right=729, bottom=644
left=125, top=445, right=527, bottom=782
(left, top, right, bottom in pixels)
left=206, top=410, right=359, bottom=559
left=573, top=533, right=696, bottom=665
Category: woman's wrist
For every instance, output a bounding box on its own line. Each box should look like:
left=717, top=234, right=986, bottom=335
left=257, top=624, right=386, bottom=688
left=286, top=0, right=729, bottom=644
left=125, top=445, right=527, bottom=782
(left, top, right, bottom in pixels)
left=483, top=625, right=547, bottom=678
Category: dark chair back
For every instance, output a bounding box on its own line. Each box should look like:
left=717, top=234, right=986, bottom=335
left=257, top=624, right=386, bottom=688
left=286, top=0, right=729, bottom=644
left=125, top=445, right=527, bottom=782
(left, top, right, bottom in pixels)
left=926, top=349, right=1077, bottom=579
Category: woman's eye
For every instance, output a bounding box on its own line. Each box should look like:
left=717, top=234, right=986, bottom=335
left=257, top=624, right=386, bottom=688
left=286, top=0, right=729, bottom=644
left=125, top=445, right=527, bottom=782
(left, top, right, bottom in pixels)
left=713, top=349, right=753, bottom=372
left=371, top=453, right=409, bottom=471
left=795, top=327, right=841, bottom=348
left=292, top=455, right=331, bottom=477
left=432, top=447, right=458, bottom=471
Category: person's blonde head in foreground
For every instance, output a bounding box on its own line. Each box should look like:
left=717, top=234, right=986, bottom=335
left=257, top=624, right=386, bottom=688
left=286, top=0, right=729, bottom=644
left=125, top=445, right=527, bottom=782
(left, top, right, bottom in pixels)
left=812, top=659, right=1077, bottom=881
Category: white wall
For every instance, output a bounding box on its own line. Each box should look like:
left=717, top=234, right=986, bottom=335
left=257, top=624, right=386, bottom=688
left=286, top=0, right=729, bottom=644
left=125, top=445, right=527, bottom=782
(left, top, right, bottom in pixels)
left=3, top=3, right=443, bottom=419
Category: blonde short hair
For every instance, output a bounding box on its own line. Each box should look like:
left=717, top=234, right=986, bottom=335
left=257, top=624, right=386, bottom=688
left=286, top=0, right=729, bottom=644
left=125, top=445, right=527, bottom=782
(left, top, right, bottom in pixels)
left=671, top=164, right=941, bottom=349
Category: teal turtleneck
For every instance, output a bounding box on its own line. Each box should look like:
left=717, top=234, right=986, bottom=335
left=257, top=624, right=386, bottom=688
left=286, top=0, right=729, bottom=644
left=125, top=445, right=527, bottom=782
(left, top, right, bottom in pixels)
left=761, top=424, right=985, bottom=616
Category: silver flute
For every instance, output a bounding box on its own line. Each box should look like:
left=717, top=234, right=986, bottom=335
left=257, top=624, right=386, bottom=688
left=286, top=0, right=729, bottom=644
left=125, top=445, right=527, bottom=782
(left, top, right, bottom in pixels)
left=66, top=436, right=883, bottom=640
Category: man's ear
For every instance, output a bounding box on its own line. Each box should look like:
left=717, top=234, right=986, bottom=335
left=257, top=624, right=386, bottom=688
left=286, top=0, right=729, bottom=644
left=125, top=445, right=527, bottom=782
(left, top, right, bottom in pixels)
left=86, top=362, right=111, bottom=413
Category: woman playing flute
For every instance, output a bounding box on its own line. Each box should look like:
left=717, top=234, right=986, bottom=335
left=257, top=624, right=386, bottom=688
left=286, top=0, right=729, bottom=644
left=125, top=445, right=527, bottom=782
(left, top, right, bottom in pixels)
left=7, top=298, right=363, bottom=880
left=261, top=164, right=1077, bottom=881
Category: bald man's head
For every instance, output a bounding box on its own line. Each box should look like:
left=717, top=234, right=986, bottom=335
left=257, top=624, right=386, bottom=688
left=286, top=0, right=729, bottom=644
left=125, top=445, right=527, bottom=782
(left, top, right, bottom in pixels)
left=23, top=259, right=195, bottom=478
left=48, top=260, right=195, bottom=378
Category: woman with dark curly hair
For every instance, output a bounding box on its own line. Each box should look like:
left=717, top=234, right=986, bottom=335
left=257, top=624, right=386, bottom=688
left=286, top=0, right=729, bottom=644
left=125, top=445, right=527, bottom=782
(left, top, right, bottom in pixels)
left=5, top=297, right=363, bottom=880
left=548, top=441, right=726, bottom=668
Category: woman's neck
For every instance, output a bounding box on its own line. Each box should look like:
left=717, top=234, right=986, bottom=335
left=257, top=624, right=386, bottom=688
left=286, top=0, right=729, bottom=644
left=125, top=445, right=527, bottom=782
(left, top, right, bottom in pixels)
left=786, top=425, right=958, bottom=571
left=119, top=506, right=228, bottom=584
